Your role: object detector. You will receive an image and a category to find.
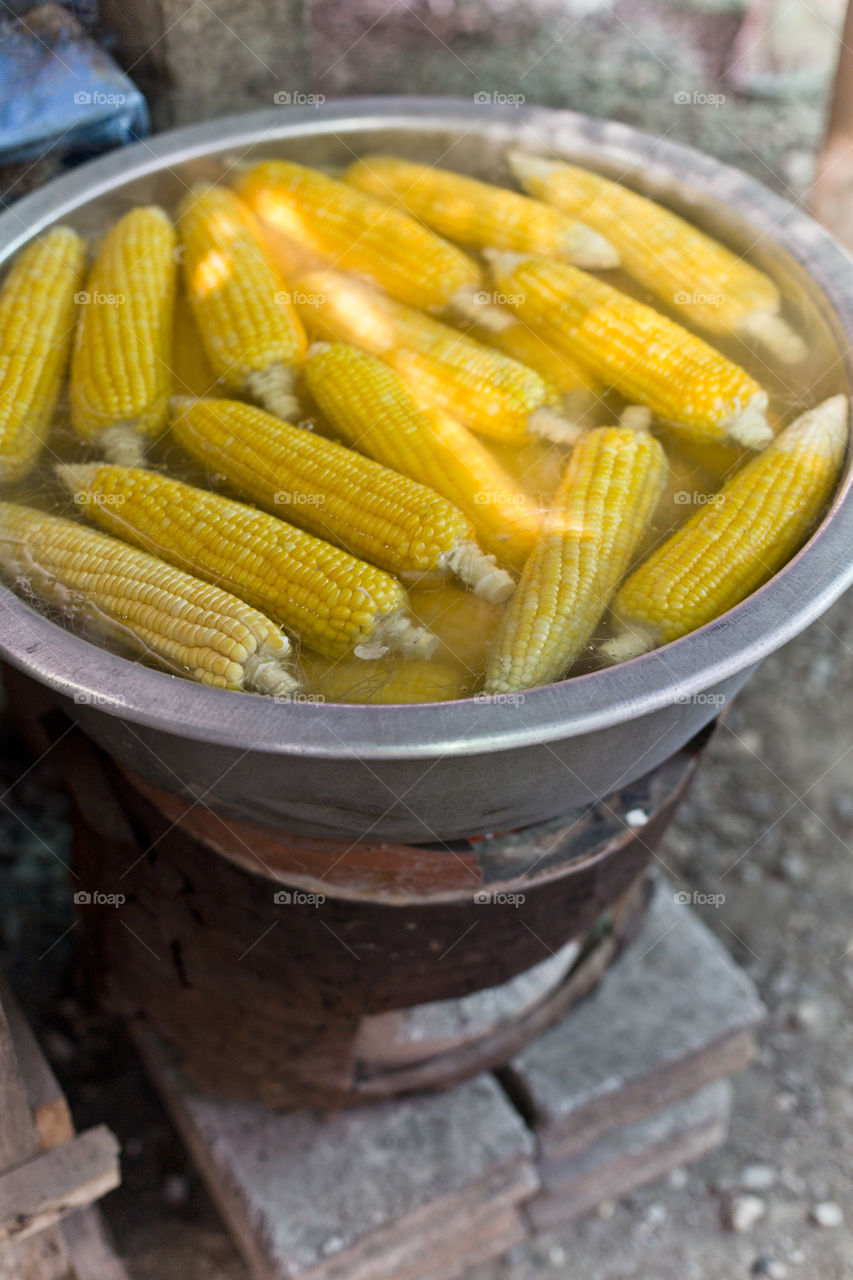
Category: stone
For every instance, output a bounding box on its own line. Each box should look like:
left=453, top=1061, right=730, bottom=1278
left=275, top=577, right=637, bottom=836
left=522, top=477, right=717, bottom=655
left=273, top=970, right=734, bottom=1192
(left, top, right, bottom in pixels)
left=529, top=1082, right=732, bottom=1229
left=726, top=1194, right=766, bottom=1233
left=811, top=1201, right=844, bottom=1227
left=507, top=881, right=764, bottom=1159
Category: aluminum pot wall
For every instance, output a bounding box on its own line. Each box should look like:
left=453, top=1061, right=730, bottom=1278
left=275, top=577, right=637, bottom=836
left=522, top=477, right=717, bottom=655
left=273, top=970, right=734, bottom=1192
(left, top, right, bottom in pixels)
left=1, top=99, right=852, bottom=841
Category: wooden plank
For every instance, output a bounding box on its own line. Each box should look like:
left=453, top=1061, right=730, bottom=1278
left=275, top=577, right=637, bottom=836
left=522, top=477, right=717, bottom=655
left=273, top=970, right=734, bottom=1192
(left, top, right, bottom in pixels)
left=0, top=1001, right=40, bottom=1170
left=0, top=1127, right=120, bottom=1248
left=812, top=0, right=853, bottom=242
left=0, top=977, right=73, bottom=1152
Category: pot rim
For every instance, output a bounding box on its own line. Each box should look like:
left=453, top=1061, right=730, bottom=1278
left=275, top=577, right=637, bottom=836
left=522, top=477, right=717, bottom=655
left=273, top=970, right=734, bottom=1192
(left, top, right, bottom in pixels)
left=1, top=96, right=852, bottom=760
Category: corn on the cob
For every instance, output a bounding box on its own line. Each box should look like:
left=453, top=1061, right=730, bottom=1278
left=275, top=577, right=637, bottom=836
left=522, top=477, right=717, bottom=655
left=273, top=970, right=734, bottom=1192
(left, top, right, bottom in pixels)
left=509, top=152, right=806, bottom=364
left=345, top=155, right=619, bottom=270
left=301, top=650, right=469, bottom=703
left=408, top=582, right=502, bottom=676
left=171, top=284, right=217, bottom=399
left=305, top=344, right=542, bottom=581
left=170, top=394, right=503, bottom=591
left=0, top=502, right=299, bottom=695
left=484, top=425, right=667, bottom=693
left=479, top=315, right=601, bottom=414
left=57, top=463, right=435, bottom=662
left=177, top=184, right=306, bottom=419
left=0, top=228, right=87, bottom=485
left=486, top=251, right=771, bottom=450
left=602, top=395, right=848, bottom=662
left=70, top=207, right=177, bottom=466
left=233, top=161, right=501, bottom=329
left=291, top=268, right=579, bottom=445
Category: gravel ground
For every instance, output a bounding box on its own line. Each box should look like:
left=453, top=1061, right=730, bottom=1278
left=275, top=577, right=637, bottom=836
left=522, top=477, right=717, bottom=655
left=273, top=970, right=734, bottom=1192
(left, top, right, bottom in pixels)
left=1, top=2, right=852, bottom=1277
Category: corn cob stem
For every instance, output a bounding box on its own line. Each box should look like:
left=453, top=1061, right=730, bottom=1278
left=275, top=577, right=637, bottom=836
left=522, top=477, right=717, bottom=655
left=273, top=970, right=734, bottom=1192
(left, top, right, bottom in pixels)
left=601, top=395, right=849, bottom=663
left=0, top=502, right=299, bottom=696
left=0, top=228, right=87, bottom=485
left=233, top=161, right=508, bottom=329
left=344, top=156, right=620, bottom=269
left=305, top=343, right=542, bottom=584
left=484, top=425, right=667, bottom=693
left=177, top=184, right=306, bottom=420
left=291, top=268, right=579, bottom=444
left=58, top=463, right=436, bottom=662
left=508, top=152, right=806, bottom=365
left=70, top=207, right=177, bottom=466
left=486, top=250, right=772, bottom=450
left=169, top=395, right=497, bottom=590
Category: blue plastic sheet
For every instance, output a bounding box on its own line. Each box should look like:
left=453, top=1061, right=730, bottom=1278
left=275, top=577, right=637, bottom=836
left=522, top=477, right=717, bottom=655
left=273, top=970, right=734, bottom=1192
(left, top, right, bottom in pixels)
left=0, top=14, right=148, bottom=166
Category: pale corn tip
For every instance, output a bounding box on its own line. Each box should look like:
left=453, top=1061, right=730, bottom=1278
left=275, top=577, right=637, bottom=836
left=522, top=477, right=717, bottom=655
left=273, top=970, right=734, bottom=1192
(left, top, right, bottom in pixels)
left=482, top=248, right=531, bottom=278
left=736, top=310, right=808, bottom=365
left=244, top=649, right=300, bottom=698
left=506, top=150, right=561, bottom=188
left=528, top=406, right=586, bottom=446
left=245, top=364, right=300, bottom=421
left=55, top=462, right=100, bottom=496
left=447, top=287, right=513, bottom=333
left=777, top=393, right=848, bottom=458
left=99, top=423, right=149, bottom=468
left=561, top=223, right=620, bottom=270
left=442, top=539, right=515, bottom=604
left=619, top=405, right=653, bottom=432
left=598, top=625, right=659, bottom=665
left=723, top=395, right=773, bottom=450
left=355, top=611, right=438, bottom=660
left=169, top=395, right=198, bottom=415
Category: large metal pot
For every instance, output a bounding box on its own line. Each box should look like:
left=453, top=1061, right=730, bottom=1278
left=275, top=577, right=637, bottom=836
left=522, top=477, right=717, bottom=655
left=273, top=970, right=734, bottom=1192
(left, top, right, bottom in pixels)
left=1, top=98, right=851, bottom=841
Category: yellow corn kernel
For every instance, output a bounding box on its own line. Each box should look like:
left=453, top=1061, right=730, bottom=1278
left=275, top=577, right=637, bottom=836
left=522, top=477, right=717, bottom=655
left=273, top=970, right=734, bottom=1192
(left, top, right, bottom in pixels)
left=292, top=268, right=578, bottom=444
left=233, top=161, right=495, bottom=328
left=170, top=395, right=491, bottom=587
left=485, top=425, right=667, bottom=693
left=0, top=502, right=298, bottom=695
left=509, top=152, right=805, bottom=364
left=301, top=650, right=470, bottom=703
left=70, top=207, right=177, bottom=465
left=305, top=344, right=543, bottom=583
left=603, top=395, right=848, bottom=661
left=407, top=582, right=502, bottom=677
left=57, top=463, right=435, bottom=663
left=345, top=156, right=619, bottom=269
left=479, top=314, right=602, bottom=411
left=177, top=184, right=307, bottom=419
left=487, top=251, right=771, bottom=450
left=171, top=284, right=217, bottom=399
left=0, top=228, right=86, bottom=485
